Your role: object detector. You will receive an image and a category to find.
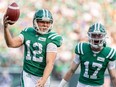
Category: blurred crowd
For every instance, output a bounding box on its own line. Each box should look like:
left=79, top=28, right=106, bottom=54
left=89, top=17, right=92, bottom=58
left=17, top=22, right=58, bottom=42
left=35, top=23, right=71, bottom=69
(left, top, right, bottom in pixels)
left=0, top=0, right=116, bottom=83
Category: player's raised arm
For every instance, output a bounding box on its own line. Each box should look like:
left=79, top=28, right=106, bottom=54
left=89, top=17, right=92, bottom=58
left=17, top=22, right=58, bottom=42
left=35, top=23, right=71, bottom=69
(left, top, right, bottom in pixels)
left=3, top=2, right=22, bottom=48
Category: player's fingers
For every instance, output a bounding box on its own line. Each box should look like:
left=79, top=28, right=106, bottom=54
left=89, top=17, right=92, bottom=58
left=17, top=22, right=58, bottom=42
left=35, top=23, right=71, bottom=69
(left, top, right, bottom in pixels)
left=35, top=84, right=41, bottom=87
left=3, top=18, right=10, bottom=28
left=3, top=16, right=9, bottom=24
left=4, top=20, right=9, bottom=24
left=4, top=17, right=12, bottom=24
left=35, top=84, right=43, bottom=87
left=7, top=20, right=12, bottom=23
left=4, top=16, right=9, bottom=21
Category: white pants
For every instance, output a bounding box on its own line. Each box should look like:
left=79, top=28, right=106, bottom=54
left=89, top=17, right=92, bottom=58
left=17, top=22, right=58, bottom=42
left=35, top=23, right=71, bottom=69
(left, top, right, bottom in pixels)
left=21, top=71, right=50, bottom=87
left=76, top=81, right=103, bottom=87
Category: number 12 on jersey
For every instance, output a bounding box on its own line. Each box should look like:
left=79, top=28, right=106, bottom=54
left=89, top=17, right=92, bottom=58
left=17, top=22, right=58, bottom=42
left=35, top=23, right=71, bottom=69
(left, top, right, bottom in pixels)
left=25, top=40, right=43, bottom=62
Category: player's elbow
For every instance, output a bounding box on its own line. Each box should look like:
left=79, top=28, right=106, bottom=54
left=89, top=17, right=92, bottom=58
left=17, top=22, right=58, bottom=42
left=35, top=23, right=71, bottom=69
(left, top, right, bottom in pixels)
left=110, top=76, right=116, bottom=86
left=110, top=75, right=116, bottom=81
left=70, top=68, right=76, bottom=74
left=6, top=42, right=12, bottom=47
left=6, top=44, right=14, bottom=48
left=6, top=42, right=18, bottom=48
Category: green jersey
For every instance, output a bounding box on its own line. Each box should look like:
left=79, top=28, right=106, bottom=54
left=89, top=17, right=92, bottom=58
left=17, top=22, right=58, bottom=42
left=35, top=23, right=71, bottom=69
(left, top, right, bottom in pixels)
left=20, top=27, right=63, bottom=76
left=75, top=42, right=116, bottom=86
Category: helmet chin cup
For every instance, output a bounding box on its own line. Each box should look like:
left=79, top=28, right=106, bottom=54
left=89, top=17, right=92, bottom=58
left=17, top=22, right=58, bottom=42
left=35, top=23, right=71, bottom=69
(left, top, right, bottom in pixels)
left=91, top=43, right=103, bottom=49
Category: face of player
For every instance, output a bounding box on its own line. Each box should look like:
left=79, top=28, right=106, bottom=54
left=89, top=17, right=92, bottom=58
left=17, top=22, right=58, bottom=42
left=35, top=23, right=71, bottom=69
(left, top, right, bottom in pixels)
left=90, top=33, right=105, bottom=52
left=36, top=20, right=51, bottom=33
left=91, top=33, right=104, bottom=45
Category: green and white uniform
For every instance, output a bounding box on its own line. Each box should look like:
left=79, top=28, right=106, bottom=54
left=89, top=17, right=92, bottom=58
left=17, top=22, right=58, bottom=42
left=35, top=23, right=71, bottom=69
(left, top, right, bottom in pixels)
left=20, top=27, right=62, bottom=76
left=74, top=42, right=116, bottom=87
left=19, top=27, right=62, bottom=87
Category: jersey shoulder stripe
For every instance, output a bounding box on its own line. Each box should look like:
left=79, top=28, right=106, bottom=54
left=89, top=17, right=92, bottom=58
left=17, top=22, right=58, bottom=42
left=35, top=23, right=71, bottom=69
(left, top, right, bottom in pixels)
left=75, top=42, right=89, bottom=55
left=22, top=27, right=34, bottom=32
left=106, top=48, right=116, bottom=59
left=47, top=32, right=63, bottom=47
left=75, top=42, right=90, bottom=55
left=48, top=32, right=62, bottom=40
left=110, top=49, right=116, bottom=59
left=51, top=35, right=61, bottom=39
left=23, top=27, right=28, bottom=31
left=21, top=27, right=35, bottom=34
left=77, top=42, right=84, bottom=55
left=48, top=33, right=57, bottom=38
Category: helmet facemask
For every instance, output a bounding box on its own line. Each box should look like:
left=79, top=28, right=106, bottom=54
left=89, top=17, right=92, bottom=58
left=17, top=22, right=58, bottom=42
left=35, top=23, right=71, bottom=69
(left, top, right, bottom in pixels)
left=34, top=19, right=53, bottom=34
left=88, top=32, right=106, bottom=48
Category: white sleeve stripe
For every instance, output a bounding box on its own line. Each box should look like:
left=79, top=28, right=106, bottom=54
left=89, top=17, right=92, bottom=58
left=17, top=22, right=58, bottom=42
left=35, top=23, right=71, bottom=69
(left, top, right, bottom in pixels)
left=51, top=35, right=60, bottom=39
left=110, top=50, right=116, bottom=59
left=24, top=27, right=28, bottom=31
left=80, top=43, right=83, bottom=55
left=78, top=43, right=80, bottom=54
left=19, top=34, right=24, bottom=43
left=48, top=34, right=57, bottom=38
left=106, top=49, right=113, bottom=58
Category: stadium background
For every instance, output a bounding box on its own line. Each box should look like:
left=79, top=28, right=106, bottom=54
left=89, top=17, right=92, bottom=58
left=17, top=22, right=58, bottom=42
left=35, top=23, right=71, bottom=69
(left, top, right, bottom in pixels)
left=0, top=0, right=116, bottom=87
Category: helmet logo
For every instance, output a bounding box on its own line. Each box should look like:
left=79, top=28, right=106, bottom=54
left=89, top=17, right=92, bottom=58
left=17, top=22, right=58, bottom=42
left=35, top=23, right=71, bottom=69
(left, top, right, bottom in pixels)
left=42, top=17, right=51, bottom=22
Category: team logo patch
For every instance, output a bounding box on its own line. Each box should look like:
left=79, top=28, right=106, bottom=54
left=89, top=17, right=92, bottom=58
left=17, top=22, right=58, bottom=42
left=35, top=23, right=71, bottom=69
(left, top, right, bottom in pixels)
left=38, top=37, right=46, bottom=41
left=97, top=57, right=105, bottom=62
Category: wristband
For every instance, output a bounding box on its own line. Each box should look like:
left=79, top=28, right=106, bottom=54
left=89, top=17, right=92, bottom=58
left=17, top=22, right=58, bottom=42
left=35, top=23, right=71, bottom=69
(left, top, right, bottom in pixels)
left=58, top=79, right=68, bottom=87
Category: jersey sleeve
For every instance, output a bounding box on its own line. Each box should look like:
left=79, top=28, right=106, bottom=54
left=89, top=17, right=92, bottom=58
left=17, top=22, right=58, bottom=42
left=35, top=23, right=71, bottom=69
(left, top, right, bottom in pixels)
left=19, top=28, right=28, bottom=43
left=19, top=27, right=35, bottom=43
left=20, top=27, right=34, bottom=35
left=18, top=28, right=27, bottom=43
left=48, top=33, right=63, bottom=47
left=105, top=48, right=116, bottom=61
left=20, top=27, right=29, bottom=35
left=75, top=42, right=84, bottom=55
left=47, top=43, right=57, bottom=52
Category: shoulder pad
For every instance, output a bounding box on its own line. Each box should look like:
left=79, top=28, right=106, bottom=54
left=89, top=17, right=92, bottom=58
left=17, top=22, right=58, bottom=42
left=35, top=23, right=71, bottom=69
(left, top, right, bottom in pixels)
left=48, top=32, right=63, bottom=47
left=20, top=27, right=35, bottom=35
left=22, top=27, right=34, bottom=32
left=75, top=42, right=90, bottom=55
left=75, top=42, right=84, bottom=55
left=104, top=47, right=116, bottom=60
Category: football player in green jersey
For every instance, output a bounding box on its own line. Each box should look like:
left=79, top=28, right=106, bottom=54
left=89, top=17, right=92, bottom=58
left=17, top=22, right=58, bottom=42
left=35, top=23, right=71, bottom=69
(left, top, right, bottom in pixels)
left=3, top=9, right=63, bottom=87
left=58, top=23, right=116, bottom=87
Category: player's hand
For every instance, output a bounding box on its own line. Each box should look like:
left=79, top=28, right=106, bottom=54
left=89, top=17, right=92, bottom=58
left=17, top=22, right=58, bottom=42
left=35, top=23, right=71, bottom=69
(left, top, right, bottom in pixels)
left=35, top=78, right=45, bottom=87
left=3, top=16, right=10, bottom=29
